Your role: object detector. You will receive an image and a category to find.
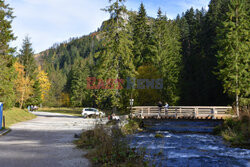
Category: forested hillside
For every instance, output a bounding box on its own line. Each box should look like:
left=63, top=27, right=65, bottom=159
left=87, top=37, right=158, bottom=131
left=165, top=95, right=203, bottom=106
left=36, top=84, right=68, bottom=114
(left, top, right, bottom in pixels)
left=35, top=0, right=249, bottom=113
left=1, top=0, right=248, bottom=115
left=36, top=34, right=102, bottom=107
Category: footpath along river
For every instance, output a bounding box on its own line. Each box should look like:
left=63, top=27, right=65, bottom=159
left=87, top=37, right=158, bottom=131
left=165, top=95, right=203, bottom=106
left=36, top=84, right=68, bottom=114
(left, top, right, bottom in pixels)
left=129, top=120, right=250, bottom=167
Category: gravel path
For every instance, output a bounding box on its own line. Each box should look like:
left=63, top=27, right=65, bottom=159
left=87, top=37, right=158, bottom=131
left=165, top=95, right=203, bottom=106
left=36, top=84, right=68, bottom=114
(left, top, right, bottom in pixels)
left=0, top=112, right=107, bottom=167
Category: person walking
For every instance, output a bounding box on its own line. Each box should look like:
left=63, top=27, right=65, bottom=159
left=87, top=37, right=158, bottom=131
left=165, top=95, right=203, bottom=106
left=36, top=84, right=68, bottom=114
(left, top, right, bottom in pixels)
left=164, top=102, right=169, bottom=115
left=158, top=101, right=163, bottom=117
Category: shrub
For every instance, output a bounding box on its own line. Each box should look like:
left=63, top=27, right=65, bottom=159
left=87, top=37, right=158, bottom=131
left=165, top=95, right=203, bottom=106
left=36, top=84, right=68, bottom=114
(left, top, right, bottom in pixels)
left=106, top=120, right=118, bottom=126
left=121, top=119, right=143, bottom=135
left=214, top=113, right=250, bottom=148
left=75, top=125, right=148, bottom=167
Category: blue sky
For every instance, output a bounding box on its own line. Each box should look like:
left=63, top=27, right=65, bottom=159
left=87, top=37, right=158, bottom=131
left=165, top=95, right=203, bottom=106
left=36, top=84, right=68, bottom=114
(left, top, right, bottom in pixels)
left=7, top=0, right=209, bottom=53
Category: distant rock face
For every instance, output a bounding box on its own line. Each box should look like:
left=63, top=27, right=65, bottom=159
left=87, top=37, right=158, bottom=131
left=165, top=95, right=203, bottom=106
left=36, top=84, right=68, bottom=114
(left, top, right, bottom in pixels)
left=34, top=52, right=45, bottom=66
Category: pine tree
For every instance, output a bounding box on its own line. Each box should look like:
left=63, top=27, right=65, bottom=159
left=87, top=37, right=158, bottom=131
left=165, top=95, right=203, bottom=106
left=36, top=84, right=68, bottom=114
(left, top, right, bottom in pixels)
left=26, top=80, right=42, bottom=106
left=18, top=36, right=42, bottom=106
left=178, top=8, right=202, bottom=105
left=199, top=0, right=231, bottom=106
left=95, top=0, right=136, bottom=110
left=132, top=3, right=150, bottom=67
left=216, top=0, right=250, bottom=116
left=0, top=1, right=16, bottom=108
left=69, top=59, right=90, bottom=107
left=177, top=5, right=231, bottom=106
left=18, top=36, right=37, bottom=80
left=150, top=8, right=182, bottom=104
left=44, top=65, right=67, bottom=107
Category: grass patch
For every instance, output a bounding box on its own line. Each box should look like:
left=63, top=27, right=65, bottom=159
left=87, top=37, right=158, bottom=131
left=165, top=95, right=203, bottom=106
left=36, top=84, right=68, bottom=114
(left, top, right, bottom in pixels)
left=214, top=113, right=250, bottom=148
left=3, top=107, right=36, bottom=128
left=121, top=119, right=144, bottom=135
left=38, top=107, right=82, bottom=116
left=75, top=125, right=149, bottom=167
left=155, top=133, right=164, bottom=138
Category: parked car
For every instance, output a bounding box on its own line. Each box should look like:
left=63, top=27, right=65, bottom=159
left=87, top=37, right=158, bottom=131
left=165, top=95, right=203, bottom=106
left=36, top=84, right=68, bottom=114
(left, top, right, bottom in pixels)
left=81, top=108, right=105, bottom=118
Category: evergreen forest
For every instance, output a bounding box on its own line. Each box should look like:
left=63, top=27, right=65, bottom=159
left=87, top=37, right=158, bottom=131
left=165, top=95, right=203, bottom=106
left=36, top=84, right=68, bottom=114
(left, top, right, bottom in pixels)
left=0, top=0, right=249, bottom=115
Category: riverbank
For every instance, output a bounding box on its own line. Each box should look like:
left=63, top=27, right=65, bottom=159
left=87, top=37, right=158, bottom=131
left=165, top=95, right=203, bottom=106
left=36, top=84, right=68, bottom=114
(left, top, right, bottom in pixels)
left=214, top=113, right=250, bottom=149
left=121, top=119, right=144, bottom=135
left=74, top=124, right=148, bottom=167
left=75, top=118, right=250, bottom=166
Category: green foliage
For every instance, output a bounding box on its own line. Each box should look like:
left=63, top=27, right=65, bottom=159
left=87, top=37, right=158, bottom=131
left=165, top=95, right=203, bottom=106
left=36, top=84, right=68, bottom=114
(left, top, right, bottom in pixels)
left=214, top=114, right=250, bottom=148
left=135, top=65, right=161, bottom=106
left=75, top=125, right=148, bottom=167
left=3, top=107, right=36, bottom=128
left=25, top=80, right=42, bottom=106
left=18, top=36, right=37, bottom=79
left=95, top=0, right=136, bottom=110
left=121, top=119, right=141, bottom=135
left=216, top=0, right=250, bottom=108
left=0, top=1, right=16, bottom=109
left=150, top=9, right=182, bottom=104
left=177, top=2, right=231, bottom=106
left=44, top=65, right=67, bottom=107
left=132, top=3, right=150, bottom=67
left=33, top=0, right=248, bottom=111
left=40, top=35, right=101, bottom=107
left=68, top=58, right=90, bottom=107
left=18, top=36, right=42, bottom=107
left=106, top=120, right=118, bottom=126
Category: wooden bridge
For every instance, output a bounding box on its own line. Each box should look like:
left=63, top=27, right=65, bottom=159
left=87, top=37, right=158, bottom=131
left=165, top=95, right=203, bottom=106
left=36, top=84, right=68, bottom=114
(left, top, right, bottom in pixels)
left=131, top=106, right=235, bottom=120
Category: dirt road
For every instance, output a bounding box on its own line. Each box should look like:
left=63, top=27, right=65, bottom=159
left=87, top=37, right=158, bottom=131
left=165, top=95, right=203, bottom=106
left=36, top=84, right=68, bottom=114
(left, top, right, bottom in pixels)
left=0, top=112, right=105, bottom=167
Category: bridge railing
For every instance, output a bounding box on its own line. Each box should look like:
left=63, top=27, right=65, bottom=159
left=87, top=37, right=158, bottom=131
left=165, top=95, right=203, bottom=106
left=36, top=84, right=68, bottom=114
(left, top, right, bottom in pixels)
left=131, top=106, right=234, bottom=119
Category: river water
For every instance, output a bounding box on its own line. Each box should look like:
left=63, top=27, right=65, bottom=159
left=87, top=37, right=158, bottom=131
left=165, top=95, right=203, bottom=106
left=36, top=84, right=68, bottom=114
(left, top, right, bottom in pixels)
left=129, top=120, right=250, bottom=167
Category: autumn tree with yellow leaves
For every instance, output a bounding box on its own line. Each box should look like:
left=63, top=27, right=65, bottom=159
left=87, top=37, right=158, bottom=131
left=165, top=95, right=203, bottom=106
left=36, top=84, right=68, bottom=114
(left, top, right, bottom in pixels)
left=14, top=62, right=34, bottom=108
left=37, top=66, right=51, bottom=102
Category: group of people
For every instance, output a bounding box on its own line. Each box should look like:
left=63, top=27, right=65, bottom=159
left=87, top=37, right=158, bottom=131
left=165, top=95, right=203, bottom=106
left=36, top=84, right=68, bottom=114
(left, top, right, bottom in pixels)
left=27, top=105, right=38, bottom=112
left=108, top=113, right=120, bottom=121
left=158, top=101, right=169, bottom=115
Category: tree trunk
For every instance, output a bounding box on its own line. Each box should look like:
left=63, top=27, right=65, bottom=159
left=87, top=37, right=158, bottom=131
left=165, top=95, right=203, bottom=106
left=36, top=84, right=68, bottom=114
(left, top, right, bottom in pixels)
left=235, top=6, right=239, bottom=117
left=236, top=93, right=239, bottom=117
left=20, top=90, right=24, bottom=109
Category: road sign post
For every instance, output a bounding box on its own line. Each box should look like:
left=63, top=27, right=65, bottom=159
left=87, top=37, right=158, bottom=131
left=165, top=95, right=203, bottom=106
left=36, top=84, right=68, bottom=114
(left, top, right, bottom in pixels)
left=0, top=102, right=3, bottom=129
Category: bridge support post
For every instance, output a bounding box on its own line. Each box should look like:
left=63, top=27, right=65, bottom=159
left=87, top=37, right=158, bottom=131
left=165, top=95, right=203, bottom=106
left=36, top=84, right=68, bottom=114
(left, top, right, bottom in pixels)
left=194, top=108, right=198, bottom=118
left=212, top=108, right=217, bottom=119
left=148, top=107, right=150, bottom=117
left=141, top=108, right=144, bottom=118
